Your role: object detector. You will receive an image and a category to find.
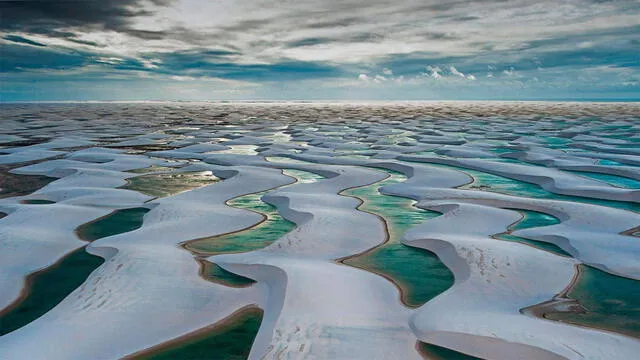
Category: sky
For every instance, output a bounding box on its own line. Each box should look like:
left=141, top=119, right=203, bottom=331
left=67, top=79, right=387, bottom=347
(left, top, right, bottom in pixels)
left=1, top=0, right=639, bottom=101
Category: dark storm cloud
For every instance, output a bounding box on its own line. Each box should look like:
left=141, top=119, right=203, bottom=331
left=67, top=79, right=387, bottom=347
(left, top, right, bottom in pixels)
left=124, top=29, right=169, bottom=40
left=1, top=0, right=143, bottom=31
left=0, top=0, right=171, bottom=38
left=2, top=35, right=47, bottom=47
left=65, top=38, right=104, bottom=47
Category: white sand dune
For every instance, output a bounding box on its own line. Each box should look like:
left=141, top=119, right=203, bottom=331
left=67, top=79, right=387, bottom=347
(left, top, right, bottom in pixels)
left=208, top=156, right=420, bottom=359
left=0, top=154, right=157, bottom=311
left=402, top=202, right=640, bottom=360
left=0, top=102, right=638, bottom=359
left=399, top=155, right=639, bottom=202
left=0, top=165, right=294, bottom=359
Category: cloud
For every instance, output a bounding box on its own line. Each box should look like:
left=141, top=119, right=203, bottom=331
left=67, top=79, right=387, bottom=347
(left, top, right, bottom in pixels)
left=449, top=66, right=465, bottom=78
left=95, top=57, right=124, bottom=65
left=1, top=0, right=639, bottom=100
left=374, top=74, right=387, bottom=82
left=0, top=0, right=165, bottom=34
left=140, top=58, right=161, bottom=69
left=425, top=65, right=442, bottom=79
left=2, top=35, right=47, bottom=47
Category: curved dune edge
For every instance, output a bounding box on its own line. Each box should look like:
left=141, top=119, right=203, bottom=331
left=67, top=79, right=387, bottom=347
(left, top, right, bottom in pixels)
left=0, top=164, right=295, bottom=359
left=0, top=246, right=93, bottom=322
left=401, top=202, right=640, bottom=359
left=524, top=264, right=640, bottom=339
left=288, top=154, right=640, bottom=357
left=183, top=169, right=320, bottom=288
left=123, top=305, right=263, bottom=359
left=404, top=190, right=640, bottom=280
left=206, top=156, right=422, bottom=359
left=181, top=168, right=311, bottom=257
left=254, top=151, right=640, bottom=355
left=335, top=171, right=451, bottom=309
left=264, top=154, right=640, bottom=279
left=398, top=155, right=639, bottom=203
left=0, top=247, right=104, bottom=336
left=0, top=150, right=168, bottom=311
left=0, top=110, right=638, bottom=359
left=500, top=145, right=640, bottom=183
left=333, top=172, right=405, bottom=304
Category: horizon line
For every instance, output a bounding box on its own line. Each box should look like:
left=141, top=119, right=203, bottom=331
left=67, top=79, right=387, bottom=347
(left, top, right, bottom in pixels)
left=2, top=99, right=639, bottom=104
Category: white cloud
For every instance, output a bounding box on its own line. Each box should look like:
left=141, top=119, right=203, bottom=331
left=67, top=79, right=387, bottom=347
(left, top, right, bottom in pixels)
left=426, top=65, right=442, bottom=79
left=374, top=74, right=387, bottom=82
left=14, top=0, right=639, bottom=67
left=140, top=58, right=161, bottom=69
left=95, top=57, right=124, bottom=65
left=449, top=66, right=465, bottom=78
left=578, top=41, right=594, bottom=48
left=5, top=0, right=640, bottom=101
left=170, top=75, right=196, bottom=81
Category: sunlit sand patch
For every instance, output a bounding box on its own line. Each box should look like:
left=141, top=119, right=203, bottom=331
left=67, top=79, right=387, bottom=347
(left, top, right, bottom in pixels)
left=282, top=169, right=323, bottom=184
left=265, top=156, right=317, bottom=164
left=127, top=306, right=263, bottom=360
left=211, top=145, right=259, bottom=155
left=126, top=165, right=179, bottom=174
left=265, top=130, right=291, bottom=143
left=340, top=170, right=454, bottom=308
left=120, top=171, right=220, bottom=198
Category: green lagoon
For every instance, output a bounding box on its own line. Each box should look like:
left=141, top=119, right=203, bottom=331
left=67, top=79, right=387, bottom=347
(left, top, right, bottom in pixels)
left=342, top=170, right=454, bottom=308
